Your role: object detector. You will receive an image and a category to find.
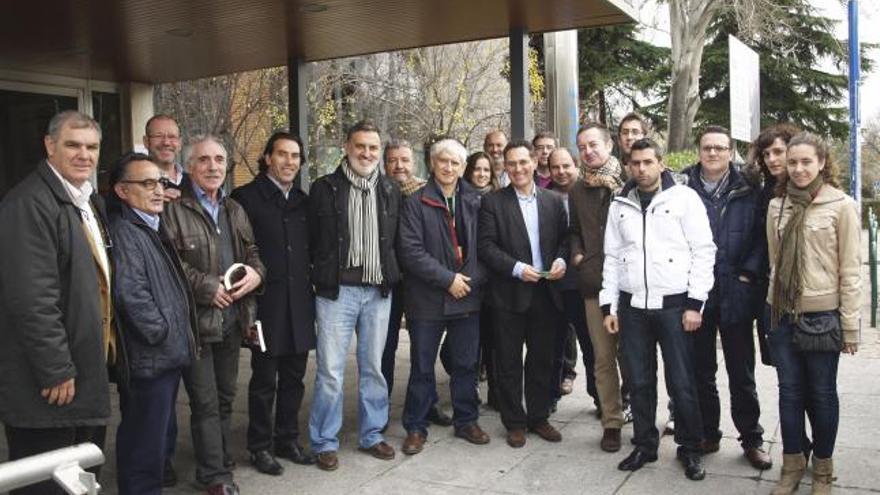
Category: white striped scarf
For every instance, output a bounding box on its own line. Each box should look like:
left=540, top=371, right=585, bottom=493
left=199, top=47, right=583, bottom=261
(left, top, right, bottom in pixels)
left=342, top=160, right=384, bottom=285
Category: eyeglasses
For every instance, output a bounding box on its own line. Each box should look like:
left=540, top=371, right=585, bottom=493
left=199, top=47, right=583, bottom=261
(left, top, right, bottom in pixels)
left=147, top=133, right=180, bottom=142
left=701, top=145, right=730, bottom=153
left=121, top=177, right=171, bottom=190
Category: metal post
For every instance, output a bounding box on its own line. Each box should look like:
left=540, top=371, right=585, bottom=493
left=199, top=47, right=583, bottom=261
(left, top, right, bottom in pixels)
left=288, top=56, right=311, bottom=191
left=870, top=208, right=877, bottom=327
left=848, top=0, right=861, bottom=214
left=509, top=27, right=531, bottom=141
left=0, top=443, right=104, bottom=494
left=543, top=30, right=580, bottom=152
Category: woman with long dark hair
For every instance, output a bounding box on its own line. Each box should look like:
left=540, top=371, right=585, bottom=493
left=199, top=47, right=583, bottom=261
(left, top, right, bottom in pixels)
left=766, top=132, right=860, bottom=494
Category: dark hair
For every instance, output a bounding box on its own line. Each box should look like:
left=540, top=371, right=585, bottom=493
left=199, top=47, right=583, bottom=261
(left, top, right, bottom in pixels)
left=617, top=112, right=649, bottom=136
left=697, top=125, right=732, bottom=148
left=108, top=152, right=156, bottom=213
left=383, top=138, right=412, bottom=165
left=345, top=120, right=381, bottom=141
left=774, top=132, right=841, bottom=196
left=628, top=138, right=664, bottom=162
left=532, top=131, right=557, bottom=147
left=747, top=123, right=801, bottom=182
left=463, top=151, right=495, bottom=189
left=144, top=114, right=178, bottom=136
left=576, top=122, right=611, bottom=143
left=503, top=140, right=535, bottom=161
left=258, top=131, right=306, bottom=173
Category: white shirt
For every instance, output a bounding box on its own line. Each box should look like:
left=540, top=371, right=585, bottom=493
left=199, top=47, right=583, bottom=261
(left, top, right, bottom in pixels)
left=48, top=163, right=110, bottom=285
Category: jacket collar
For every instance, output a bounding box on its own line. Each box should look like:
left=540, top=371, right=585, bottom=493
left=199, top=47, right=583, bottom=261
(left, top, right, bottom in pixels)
left=37, top=160, right=77, bottom=206
left=810, top=183, right=847, bottom=205
left=254, top=172, right=306, bottom=203
left=618, top=168, right=678, bottom=200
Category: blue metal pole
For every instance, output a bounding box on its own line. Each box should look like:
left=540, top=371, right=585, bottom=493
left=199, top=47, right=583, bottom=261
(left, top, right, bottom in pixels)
left=849, top=0, right=861, bottom=213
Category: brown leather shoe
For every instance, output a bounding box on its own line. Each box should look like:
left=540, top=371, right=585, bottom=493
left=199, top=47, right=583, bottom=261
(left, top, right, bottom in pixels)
left=744, top=446, right=773, bottom=470
left=359, top=441, right=396, bottom=460
left=402, top=431, right=426, bottom=455
left=455, top=424, right=490, bottom=445
left=701, top=439, right=720, bottom=454
left=506, top=428, right=527, bottom=448
left=316, top=451, right=338, bottom=471
left=600, top=428, right=622, bottom=452
left=529, top=421, right=562, bottom=442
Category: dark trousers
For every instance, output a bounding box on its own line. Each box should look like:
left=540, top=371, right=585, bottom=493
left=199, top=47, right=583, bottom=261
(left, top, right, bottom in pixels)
left=768, top=314, right=840, bottom=458
left=182, top=331, right=240, bottom=485
left=4, top=424, right=106, bottom=495
left=693, top=302, right=764, bottom=448
left=165, top=380, right=179, bottom=463
left=493, top=284, right=561, bottom=430
left=382, top=284, right=452, bottom=398
left=479, top=303, right=498, bottom=404
left=117, top=369, right=182, bottom=495
left=403, top=314, right=480, bottom=435
left=247, top=350, right=308, bottom=452
left=554, top=289, right=598, bottom=402
left=618, top=298, right=702, bottom=455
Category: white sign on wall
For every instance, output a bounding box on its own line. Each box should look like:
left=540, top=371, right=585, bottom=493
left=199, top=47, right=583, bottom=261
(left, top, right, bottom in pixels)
left=729, top=35, right=760, bottom=141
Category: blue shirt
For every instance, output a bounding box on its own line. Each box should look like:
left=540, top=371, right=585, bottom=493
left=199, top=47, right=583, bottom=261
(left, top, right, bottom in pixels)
left=192, top=182, right=224, bottom=228
left=133, top=208, right=160, bottom=232
left=512, top=184, right=544, bottom=278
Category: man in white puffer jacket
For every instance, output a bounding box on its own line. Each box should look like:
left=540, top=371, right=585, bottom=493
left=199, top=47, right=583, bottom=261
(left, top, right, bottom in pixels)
left=599, top=138, right=716, bottom=481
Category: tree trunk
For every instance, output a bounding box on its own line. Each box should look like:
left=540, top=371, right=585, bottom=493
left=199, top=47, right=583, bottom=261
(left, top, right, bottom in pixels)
left=666, top=0, right=720, bottom=152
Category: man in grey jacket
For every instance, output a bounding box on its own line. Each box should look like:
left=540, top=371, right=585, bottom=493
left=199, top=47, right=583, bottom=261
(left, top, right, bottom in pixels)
left=0, top=111, right=113, bottom=495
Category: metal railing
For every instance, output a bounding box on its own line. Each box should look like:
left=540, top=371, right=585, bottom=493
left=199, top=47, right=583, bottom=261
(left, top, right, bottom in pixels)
left=0, top=443, right=104, bottom=494
left=869, top=207, right=878, bottom=328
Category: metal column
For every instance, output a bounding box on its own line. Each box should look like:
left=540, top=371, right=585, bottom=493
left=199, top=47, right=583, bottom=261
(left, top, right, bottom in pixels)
left=509, top=27, right=531, bottom=141
left=543, top=30, right=580, bottom=152
left=288, top=56, right=311, bottom=190
left=848, top=0, right=861, bottom=213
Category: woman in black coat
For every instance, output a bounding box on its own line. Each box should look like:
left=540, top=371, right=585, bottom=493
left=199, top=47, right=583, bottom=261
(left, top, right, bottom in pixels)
left=230, top=132, right=317, bottom=473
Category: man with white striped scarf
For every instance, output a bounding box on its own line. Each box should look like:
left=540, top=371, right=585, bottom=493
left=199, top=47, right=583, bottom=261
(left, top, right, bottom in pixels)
left=307, top=121, right=403, bottom=471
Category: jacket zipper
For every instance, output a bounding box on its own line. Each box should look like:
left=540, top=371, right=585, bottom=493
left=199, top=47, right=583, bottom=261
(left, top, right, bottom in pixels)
left=642, top=206, right=649, bottom=307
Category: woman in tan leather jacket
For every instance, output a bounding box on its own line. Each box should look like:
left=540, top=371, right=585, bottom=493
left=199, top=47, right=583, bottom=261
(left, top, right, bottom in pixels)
left=766, top=132, right=860, bottom=495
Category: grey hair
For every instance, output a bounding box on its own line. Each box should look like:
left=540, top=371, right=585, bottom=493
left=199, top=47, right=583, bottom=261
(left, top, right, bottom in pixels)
left=183, top=134, right=226, bottom=169
left=430, top=138, right=467, bottom=166
left=46, top=110, right=102, bottom=140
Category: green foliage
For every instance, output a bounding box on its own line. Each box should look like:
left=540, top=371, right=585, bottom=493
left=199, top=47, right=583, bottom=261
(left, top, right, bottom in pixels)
left=663, top=150, right=698, bottom=171
left=577, top=25, right=670, bottom=126
left=696, top=1, right=875, bottom=141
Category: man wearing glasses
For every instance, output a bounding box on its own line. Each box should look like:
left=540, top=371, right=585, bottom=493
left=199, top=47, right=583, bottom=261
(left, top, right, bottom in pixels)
left=143, top=114, right=189, bottom=202
left=682, top=125, right=772, bottom=471
left=616, top=113, right=648, bottom=163
left=108, top=153, right=198, bottom=494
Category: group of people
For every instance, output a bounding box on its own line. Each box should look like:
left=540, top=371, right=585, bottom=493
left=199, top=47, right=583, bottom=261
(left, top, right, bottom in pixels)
left=0, top=108, right=860, bottom=495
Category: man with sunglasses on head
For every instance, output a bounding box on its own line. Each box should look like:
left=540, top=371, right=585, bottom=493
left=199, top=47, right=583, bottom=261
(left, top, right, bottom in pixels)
left=108, top=152, right=198, bottom=494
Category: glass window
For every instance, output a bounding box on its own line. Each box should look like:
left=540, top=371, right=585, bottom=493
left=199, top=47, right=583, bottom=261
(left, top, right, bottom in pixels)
left=0, top=89, right=77, bottom=198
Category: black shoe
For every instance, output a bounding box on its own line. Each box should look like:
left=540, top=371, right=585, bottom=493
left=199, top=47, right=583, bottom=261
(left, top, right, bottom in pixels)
left=275, top=441, right=317, bottom=465
left=677, top=450, right=706, bottom=481
left=162, top=459, right=177, bottom=488
left=426, top=407, right=453, bottom=427
left=250, top=450, right=283, bottom=476
left=617, top=448, right=657, bottom=471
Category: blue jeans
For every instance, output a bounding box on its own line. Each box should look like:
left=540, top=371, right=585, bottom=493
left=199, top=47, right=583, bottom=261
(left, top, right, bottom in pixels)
left=767, top=314, right=840, bottom=458
left=402, top=314, right=480, bottom=435
left=618, top=297, right=703, bottom=455
left=309, top=286, right=391, bottom=453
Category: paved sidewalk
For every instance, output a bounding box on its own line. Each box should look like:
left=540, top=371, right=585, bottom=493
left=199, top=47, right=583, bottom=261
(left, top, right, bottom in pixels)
left=3, top=273, right=880, bottom=494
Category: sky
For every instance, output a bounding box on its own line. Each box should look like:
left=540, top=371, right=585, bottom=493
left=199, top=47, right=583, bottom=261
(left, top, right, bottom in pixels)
left=632, top=0, right=880, bottom=124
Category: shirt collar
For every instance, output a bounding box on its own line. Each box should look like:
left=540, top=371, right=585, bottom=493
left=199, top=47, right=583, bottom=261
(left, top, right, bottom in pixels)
left=192, top=181, right=224, bottom=204
left=132, top=208, right=161, bottom=231
left=47, top=161, right=93, bottom=209
left=266, top=173, right=292, bottom=199
left=514, top=183, right=537, bottom=201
